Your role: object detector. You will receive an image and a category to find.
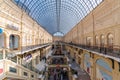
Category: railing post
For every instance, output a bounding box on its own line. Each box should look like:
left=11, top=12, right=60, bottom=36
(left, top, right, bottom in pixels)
left=99, top=46, right=102, bottom=53
left=104, top=47, right=107, bottom=55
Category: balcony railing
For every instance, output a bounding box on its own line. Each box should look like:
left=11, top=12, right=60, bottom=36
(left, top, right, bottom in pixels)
left=63, top=42, right=120, bottom=58
left=21, top=43, right=50, bottom=53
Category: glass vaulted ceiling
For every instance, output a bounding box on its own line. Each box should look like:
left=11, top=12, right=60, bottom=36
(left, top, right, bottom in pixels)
left=13, top=0, right=103, bottom=36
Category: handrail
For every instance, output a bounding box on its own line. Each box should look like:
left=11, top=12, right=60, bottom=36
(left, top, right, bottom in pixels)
left=21, top=43, right=50, bottom=51
left=0, top=43, right=52, bottom=57
left=60, top=42, right=120, bottom=58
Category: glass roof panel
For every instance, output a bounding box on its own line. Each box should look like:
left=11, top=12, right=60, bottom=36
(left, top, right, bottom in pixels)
left=13, top=0, right=103, bottom=35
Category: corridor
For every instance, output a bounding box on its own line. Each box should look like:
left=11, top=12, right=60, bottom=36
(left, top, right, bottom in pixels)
left=45, top=43, right=91, bottom=80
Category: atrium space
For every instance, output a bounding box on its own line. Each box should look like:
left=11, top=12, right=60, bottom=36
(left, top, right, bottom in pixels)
left=0, top=0, right=120, bottom=80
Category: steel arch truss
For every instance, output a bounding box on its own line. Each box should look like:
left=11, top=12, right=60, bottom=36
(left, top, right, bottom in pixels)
left=12, top=0, right=103, bottom=35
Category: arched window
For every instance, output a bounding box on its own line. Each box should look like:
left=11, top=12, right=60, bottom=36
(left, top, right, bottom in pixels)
left=95, top=36, right=99, bottom=46
left=86, top=37, right=92, bottom=47
left=100, top=35, right=105, bottom=46
left=9, top=35, right=19, bottom=50
left=107, top=34, right=113, bottom=47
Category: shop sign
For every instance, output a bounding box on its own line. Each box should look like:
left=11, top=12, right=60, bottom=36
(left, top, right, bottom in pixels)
left=24, top=54, right=32, bottom=62
left=6, top=24, right=19, bottom=31
left=0, top=61, right=3, bottom=75
left=23, top=54, right=32, bottom=65
left=0, top=28, right=3, bottom=34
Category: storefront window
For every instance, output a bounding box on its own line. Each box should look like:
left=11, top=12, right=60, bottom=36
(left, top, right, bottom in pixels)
left=28, top=61, right=32, bottom=70
left=23, top=72, right=28, bottom=76
left=9, top=67, right=17, bottom=73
